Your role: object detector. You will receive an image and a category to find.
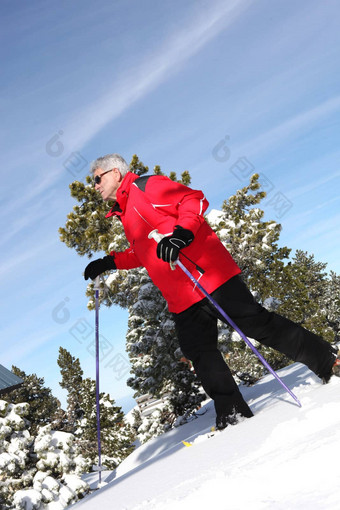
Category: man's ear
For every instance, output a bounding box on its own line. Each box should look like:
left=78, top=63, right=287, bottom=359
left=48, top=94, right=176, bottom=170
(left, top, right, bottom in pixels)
left=114, top=167, right=123, bottom=181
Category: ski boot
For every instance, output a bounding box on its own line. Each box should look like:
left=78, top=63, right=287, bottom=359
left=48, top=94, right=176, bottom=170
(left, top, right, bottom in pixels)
left=322, top=350, right=340, bottom=384
left=216, top=411, right=239, bottom=431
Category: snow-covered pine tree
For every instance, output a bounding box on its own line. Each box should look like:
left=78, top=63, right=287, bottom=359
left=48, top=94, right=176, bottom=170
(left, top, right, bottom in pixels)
left=207, top=173, right=291, bottom=295
left=12, top=423, right=89, bottom=510
left=2, top=367, right=63, bottom=436
left=207, top=173, right=292, bottom=379
left=125, top=278, right=205, bottom=437
left=208, top=174, right=338, bottom=379
left=0, top=400, right=33, bottom=508
left=0, top=398, right=89, bottom=510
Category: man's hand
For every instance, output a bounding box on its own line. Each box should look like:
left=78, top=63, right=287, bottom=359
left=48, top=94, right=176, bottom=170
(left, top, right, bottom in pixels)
left=156, top=226, right=194, bottom=263
left=84, top=255, right=116, bottom=280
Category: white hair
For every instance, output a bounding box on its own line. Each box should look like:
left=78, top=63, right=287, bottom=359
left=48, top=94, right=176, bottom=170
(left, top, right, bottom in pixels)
left=90, top=153, right=129, bottom=177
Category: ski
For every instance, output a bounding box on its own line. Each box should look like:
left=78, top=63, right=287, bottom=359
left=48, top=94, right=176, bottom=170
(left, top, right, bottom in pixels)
left=181, top=425, right=221, bottom=447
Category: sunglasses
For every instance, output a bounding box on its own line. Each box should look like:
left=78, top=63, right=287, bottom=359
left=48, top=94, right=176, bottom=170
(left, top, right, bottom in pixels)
left=93, top=169, right=113, bottom=185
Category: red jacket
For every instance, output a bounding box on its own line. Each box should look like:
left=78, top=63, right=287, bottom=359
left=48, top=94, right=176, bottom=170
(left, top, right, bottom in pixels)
left=106, top=172, right=241, bottom=313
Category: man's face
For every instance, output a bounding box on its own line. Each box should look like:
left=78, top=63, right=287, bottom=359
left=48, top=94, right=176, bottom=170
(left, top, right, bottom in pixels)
left=93, top=167, right=122, bottom=201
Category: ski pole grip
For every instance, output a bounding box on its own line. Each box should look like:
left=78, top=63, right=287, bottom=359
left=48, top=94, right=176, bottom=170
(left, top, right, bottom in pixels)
left=94, top=276, right=101, bottom=290
left=148, top=229, right=176, bottom=270
left=148, top=229, right=164, bottom=243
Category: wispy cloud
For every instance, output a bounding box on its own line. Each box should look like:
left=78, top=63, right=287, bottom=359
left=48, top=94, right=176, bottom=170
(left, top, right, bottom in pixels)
left=2, top=0, right=251, bottom=218
left=234, top=94, right=340, bottom=160
left=288, top=169, right=340, bottom=200
left=0, top=238, right=58, bottom=280
left=1, top=326, right=60, bottom=368
left=288, top=210, right=340, bottom=249
left=0, top=273, right=85, bottom=363
left=63, top=0, right=251, bottom=151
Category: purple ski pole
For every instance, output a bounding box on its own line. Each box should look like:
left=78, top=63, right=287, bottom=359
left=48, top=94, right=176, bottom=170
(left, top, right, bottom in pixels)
left=94, top=276, right=103, bottom=485
left=148, top=230, right=302, bottom=408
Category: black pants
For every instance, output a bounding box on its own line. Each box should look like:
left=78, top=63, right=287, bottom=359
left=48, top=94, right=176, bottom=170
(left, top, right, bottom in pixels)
left=173, top=275, right=336, bottom=418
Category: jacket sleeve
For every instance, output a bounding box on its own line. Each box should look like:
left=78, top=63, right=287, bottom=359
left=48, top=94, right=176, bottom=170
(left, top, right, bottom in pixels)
left=110, top=247, right=143, bottom=270
left=145, top=176, right=209, bottom=235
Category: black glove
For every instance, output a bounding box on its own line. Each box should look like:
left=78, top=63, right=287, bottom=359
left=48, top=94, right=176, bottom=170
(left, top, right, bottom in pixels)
left=156, top=226, right=194, bottom=263
left=84, top=255, right=116, bottom=280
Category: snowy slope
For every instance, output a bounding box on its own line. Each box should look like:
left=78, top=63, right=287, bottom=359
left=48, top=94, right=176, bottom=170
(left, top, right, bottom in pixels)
left=75, top=364, right=340, bottom=509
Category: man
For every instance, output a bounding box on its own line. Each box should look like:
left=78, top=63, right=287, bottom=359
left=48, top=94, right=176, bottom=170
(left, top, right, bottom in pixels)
left=84, top=153, right=340, bottom=430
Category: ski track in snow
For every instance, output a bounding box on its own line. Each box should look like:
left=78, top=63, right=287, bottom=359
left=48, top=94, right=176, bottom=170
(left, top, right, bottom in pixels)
left=76, top=363, right=340, bottom=510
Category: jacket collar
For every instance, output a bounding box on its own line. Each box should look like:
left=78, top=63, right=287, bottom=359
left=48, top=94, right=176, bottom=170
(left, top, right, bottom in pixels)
left=105, top=172, right=139, bottom=218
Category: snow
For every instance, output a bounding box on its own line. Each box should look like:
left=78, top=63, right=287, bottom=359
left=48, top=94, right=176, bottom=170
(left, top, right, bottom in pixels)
left=13, top=489, right=42, bottom=510
left=73, top=363, right=340, bottom=509
left=206, top=209, right=225, bottom=225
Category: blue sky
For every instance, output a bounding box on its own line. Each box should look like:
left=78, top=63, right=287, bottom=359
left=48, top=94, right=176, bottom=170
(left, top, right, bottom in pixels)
left=1, top=0, right=340, bottom=412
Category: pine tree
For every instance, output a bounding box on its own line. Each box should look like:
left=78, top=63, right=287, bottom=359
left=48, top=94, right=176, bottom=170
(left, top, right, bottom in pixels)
left=208, top=175, right=338, bottom=378
left=322, top=271, right=340, bottom=343
left=0, top=400, right=34, bottom=508
left=125, top=278, right=205, bottom=430
left=57, top=347, right=135, bottom=469
left=208, top=173, right=291, bottom=295
left=2, top=367, right=62, bottom=436
left=57, top=347, right=84, bottom=432
left=77, top=378, right=135, bottom=470
left=207, top=173, right=292, bottom=379
left=272, top=251, right=335, bottom=343
left=0, top=398, right=89, bottom=510
left=129, top=154, right=149, bottom=176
